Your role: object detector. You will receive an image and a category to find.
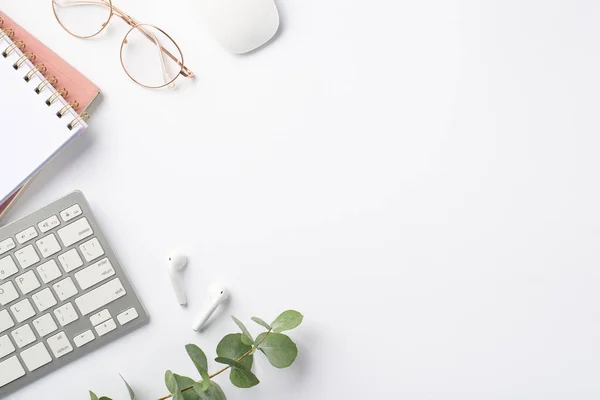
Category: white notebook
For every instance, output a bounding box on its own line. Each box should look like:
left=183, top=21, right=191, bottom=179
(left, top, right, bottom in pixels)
left=0, top=34, right=86, bottom=205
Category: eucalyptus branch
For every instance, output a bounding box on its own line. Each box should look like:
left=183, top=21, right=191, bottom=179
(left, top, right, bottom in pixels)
left=156, top=329, right=273, bottom=400
left=90, top=311, right=303, bottom=400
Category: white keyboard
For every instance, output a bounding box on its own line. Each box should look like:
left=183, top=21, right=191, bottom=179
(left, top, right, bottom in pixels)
left=0, top=192, right=148, bottom=397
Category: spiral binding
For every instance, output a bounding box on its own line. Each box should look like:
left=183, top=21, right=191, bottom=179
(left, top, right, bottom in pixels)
left=35, top=77, right=58, bottom=94
left=0, top=25, right=86, bottom=130
left=12, top=52, right=35, bottom=70
left=24, top=64, right=47, bottom=82
left=67, top=113, right=89, bottom=131
left=57, top=101, right=80, bottom=118
left=0, top=29, right=14, bottom=41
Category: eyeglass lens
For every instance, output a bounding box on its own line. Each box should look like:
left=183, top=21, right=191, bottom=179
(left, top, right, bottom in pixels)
left=53, top=0, right=112, bottom=38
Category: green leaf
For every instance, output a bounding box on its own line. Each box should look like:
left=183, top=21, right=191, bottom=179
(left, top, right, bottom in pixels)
left=200, top=378, right=210, bottom=392
left=241, top=334, right=253, bottom=345
left=174, top=374, right=200, bottom=400
left=185, top=344, right=208, bottom=372
left=216, top=333, right=253, bottom=370
left=165, top=371, right=186, bottom=400
left=185, top=344, right=210, bottom=389
left=90, top=393, right=112, bottom=400
left=230, top=367, right=260, bottom=388
left=251, top=317, right=271, bottom=330
left=166, top=370, right=200, bottom=399
left=271, top=310, right=303, bottom=333
left=231, top=316, right=254, bottom=345
left=216, top=333, right=257, bottom=388
left=120, top=375, right=135, bottom=400
left=90, top=394, right=111, bottom=400
left=214, top=357, right=260, bottom=388
left=214, top=357, right=250, bottom=371
left=193, top=381, right=227, bottom=400
left=174, top=374, right=196, bottom=388
left=165, top=370, right=179, bottom=394
left=256, top=332, right=298, bottom=368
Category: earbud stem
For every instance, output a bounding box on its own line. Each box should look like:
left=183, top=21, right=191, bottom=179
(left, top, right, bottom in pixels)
left=170, top=270, right=187, bottom=306
left=192, top=303, right=218, bottom=332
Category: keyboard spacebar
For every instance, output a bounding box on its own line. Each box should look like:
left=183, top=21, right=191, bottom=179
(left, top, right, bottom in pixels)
left=75, top=278, right=126, bottom=316
left=0, top=356, right=25, bottom=387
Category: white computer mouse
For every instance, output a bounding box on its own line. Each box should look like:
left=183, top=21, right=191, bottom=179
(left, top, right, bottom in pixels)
left=199, top=0, right=280, bottom=54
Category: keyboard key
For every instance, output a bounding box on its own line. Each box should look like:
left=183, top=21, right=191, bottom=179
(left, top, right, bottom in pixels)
left=54, top=302, right=79, bottom=327
left=0, top=335, right=15, bottom=358
left=0, top=356, right=26, bottom=388
left=0, top=281, right=19, bottom=306
left=117, top=307, right=139, bottom=326
left=11, top=324, right=36, bottom=348
left=90, top=309, right=111, bottom=326
left=73, top=330, right=95, bottom=348
left=0, top=310, right=14, bottom=334
left=53, top=277, right=78, bottom=301
left=75, top=278, right=126, bottom=315
left=80, top=238, right=104, bottom=262
left=75, top=258, right=115, bottom=290
left=35, top=233, right=62, bottom=258
left=58, top=249, right=83, bottom=273
left=38, top=215, right=60, bottom=233
left=47, top=331, right=73, bottom=358
left=33, top=313, right=58, bottom=337
left=15, top=270, right=41, bottom=295
left=15, top=245, right=40, bottom=269
left=10, top=298, right=35, bottom=323
left=95, top=318, right=117, bottom=336
left=60, top=204, right=82, bottom=222
left=57, top=217, right=93, bottom=247
left=37, top=260, right=62, bottom=284
left=21, top=342, right=52, bottom=372
left=32, top=288, right=58, bottom=312
left=16, top=226, right=38, bottom=244
left=0, top=238, right=15, bottom=255
left=0, top=255, right=18, bottom=280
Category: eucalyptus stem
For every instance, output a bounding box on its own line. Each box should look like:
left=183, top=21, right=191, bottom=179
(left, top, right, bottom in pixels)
left=156, top=329, right=273, bottom=400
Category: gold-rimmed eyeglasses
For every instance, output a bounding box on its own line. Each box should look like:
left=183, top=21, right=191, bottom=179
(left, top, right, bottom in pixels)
left=52, top=0, right=195, bottom=88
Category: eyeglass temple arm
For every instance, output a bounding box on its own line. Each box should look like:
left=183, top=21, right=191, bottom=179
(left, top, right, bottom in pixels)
left=53, top=0, right=194, bottom=78
left=137, top=26, right=173, bottom=86
left=129, top=24, right=194, bottom=81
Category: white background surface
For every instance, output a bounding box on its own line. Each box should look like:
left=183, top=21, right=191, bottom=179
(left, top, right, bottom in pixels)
left=1, top=0, right=600, bottom=398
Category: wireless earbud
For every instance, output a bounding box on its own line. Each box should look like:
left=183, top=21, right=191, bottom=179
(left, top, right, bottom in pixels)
left=168, top=254, right=188, bottom=306
left=192, top=283, right=229, bottom=332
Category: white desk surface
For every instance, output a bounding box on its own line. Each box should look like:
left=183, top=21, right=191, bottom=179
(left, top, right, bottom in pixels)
left=2, top=0, right=600, bottom=398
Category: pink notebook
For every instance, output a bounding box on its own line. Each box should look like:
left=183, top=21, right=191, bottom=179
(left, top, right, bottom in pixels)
left=0, top=11, right=100, bottom=221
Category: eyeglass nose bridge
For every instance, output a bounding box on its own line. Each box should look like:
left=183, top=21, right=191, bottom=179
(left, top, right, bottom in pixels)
left=120, top=14, right=136, bottom=27
left=111, top=6, right=138, bottom=29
